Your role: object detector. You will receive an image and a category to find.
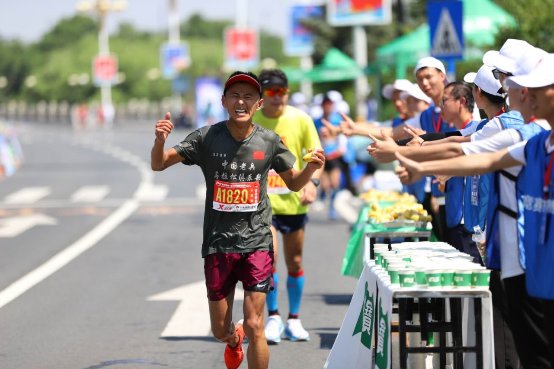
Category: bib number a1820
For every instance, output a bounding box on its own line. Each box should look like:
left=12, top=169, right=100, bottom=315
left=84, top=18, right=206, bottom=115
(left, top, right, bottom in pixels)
left=213, top=180, right=260, bottom=212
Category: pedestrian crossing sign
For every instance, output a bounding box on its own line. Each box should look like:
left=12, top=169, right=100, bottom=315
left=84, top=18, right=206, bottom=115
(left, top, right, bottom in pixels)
left=428, top=0, right=464, bottom=60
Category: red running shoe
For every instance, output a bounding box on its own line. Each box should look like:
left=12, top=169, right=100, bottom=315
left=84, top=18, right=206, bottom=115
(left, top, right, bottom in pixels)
left=224, top=319, right=245, bottom=369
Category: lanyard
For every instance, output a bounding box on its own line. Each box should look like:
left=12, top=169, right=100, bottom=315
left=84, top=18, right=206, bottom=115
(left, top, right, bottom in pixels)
left=543, top=152, right=554, bottom=199
left=432, top=111, right=443, bottom=133
left=494, top=107, right=506, bottom=117
left=461, top=119, right=471, bottom=129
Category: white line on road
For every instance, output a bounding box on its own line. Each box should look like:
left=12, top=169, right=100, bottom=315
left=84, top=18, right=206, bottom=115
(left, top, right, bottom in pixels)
left=0, top=200, right=139, bottom=309
left=0, top=214, right=57, bottom=238
left=4, top=187, right=51, bottom=204
left=71, top=185, right=110, bottom=202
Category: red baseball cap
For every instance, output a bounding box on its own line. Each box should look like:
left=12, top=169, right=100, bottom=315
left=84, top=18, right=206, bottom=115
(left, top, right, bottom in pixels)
left=224, top=72, right=262, bottom=95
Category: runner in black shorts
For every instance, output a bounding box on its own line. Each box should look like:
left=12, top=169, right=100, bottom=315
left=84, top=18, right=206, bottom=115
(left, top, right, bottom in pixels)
left=150, top=71, right=324, bottom=369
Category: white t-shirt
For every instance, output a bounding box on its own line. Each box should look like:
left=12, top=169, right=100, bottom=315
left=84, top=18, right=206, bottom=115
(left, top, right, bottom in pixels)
left=469, top=116, right=504, bottom=142
left=462, top=129, right=524, bottom=279
left=508, top=131, right=554, bottom=164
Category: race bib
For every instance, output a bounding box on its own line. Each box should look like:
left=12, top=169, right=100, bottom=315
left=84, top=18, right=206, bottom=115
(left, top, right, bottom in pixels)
left=213, top=180, right=260, bottom=212
left=267, top=169, right=291, bottom=195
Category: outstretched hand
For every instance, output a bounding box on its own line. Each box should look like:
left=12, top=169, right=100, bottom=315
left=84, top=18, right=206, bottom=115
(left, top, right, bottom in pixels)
left=338, top=113, right=357, bottom=136
left=155, top=112, right=173, bottom=143
left=403, top=125, right=426, bottom=146
left=366, top=129, right=399, bottom=163
left=321, top=118, right=341, bottom=137
left=394, top=152, right=424, bottom=184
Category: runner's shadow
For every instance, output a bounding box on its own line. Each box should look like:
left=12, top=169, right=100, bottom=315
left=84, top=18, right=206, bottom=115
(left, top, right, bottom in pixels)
left=321, top=293, right=352, bottom=305
left=161, top=336, right=217, bottom=342
left=318, top=332, right=338, bottom=349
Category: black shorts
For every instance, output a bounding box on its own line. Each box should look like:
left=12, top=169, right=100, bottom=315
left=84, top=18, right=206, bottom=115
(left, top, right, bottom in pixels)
left=272, top=214, right=308, bottom=234
left=324, top=158, right=342, bottom=172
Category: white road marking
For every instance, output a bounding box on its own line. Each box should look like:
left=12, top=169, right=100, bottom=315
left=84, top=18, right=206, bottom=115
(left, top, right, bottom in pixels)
left=0, top=214, right=57, bottom=238
left=4, top=187, right=51, bottom=204
left=70, top=185, right=110, bottom=202
left=134, top=183, right=169, bottom=202
left=149, top=282, right=244, bottom=338
left=0, top=200, right=139, bottom=309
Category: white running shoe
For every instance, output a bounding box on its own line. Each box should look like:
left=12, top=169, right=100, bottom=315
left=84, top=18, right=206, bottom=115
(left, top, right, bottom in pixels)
left=264, top=315, right=284, bottom=344
left=284, top=318, right=310, bottom=341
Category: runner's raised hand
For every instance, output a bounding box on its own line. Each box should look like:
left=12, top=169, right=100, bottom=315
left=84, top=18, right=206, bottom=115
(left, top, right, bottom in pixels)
left=155, top=112, right=173, bottom=142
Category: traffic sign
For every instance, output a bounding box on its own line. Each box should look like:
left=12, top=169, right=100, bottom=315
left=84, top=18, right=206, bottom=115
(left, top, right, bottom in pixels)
left=92, top=55, right=118, bottom=86
left=428, top=0, right=464, bottom=60
left=160, top=42, right=191, bottom=79
left=224, top=27, right=258, bottom=70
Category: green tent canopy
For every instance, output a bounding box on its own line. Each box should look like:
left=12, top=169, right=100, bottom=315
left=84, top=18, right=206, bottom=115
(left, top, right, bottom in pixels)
left=283, top=48, right=363, bottom=83
left=375, top=0, right=516, bottom=77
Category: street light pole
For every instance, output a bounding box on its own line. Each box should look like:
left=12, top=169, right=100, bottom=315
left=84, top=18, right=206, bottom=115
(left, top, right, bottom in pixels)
left=76, top=0, right=126, bottom=126
left=168, top=0, right=180, bottom=44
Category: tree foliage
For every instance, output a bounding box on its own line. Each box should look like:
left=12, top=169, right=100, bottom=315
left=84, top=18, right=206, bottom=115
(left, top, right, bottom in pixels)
left=492, top=0, right=554, bottom=51
left=37, top=15, right=97, bottom=52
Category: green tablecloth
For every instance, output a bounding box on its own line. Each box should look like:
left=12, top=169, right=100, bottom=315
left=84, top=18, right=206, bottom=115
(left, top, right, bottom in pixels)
left=341, top=204, right=431, bottom=278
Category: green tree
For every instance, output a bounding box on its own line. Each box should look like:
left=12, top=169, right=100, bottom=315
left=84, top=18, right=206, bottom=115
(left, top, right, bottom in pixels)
left=492, top=0, right=554, bottom=51
left=37, top=15, right=97, bottom=52
left=181, top=13, right=231, bottom=39
left=0, top=39, right=32, bottom=99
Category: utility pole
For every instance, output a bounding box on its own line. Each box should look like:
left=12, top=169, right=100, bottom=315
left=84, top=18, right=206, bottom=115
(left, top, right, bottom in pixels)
left=76, top=0, right=127, bottom=127
left=353, top=26, right=369, bottom=120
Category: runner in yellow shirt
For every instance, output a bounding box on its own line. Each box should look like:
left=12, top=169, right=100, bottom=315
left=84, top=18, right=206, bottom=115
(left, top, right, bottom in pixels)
left=254, top=68, right=322, bottom=343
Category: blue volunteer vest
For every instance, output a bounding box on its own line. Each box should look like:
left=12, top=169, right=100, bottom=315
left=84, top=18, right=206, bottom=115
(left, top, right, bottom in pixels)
left=445, top=176, right=464, bottom=228
left=402, top=179, right=426, bottom=203
left=518, top=130, right=554, bottom=299
left=419, top=106, right=457, bottom=197
left=392, top=115, right=405, bottom=128
left=485, top=114, right=546, bottom=269
left=463, top=119, right=491, bottom=232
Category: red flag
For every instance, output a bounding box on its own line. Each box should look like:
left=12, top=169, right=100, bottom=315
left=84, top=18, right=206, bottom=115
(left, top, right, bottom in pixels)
left=253, top=151, right=265, bottom=160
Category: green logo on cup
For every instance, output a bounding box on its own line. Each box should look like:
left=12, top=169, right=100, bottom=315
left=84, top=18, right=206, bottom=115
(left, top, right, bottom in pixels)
left=472, top=270, right=491, bottom=287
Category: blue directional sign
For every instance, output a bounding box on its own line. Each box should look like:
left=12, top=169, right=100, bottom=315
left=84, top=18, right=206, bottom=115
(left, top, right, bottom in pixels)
left=427, top=0, right=464, bottom=60
left=160, top=42, right=191, bottom=79
left=285, top=5, right=323, bottom=57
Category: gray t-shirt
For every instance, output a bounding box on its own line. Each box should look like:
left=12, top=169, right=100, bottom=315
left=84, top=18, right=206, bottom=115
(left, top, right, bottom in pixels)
left=173, top=121, right=295, bottom=257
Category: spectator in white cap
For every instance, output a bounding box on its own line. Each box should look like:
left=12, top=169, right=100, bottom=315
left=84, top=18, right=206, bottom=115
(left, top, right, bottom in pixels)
left=400, top=83, right=432, bottom=115
left=394, top=52, right=554, bottom=368
left=382, top=79, right=412, bottom=128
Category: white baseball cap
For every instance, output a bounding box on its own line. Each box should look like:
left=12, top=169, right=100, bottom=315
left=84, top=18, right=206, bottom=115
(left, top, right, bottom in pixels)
left=464, top=65, right=504, bottom=97
left=400, top=83, right=432, bottom=104
left=511, top=47, right=548, bottom=77
left=414, top=56, right=446, bottom=75
left=482, top=39, right=535, bottom=74
left=382, top=79, right=413, bottom=99
left=505, top=53, right=554, bottom=89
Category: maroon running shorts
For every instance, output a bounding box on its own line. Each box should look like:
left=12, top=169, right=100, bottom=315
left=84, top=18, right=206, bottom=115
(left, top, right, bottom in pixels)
left=204, top=250, right=274, bottom=301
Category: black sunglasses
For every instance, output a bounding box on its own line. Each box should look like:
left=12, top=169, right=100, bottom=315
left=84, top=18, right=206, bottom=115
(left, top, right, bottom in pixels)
left=492, top=68, right=513, bottom=80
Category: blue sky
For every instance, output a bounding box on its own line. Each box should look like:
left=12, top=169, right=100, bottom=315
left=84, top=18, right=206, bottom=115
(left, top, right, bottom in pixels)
left=0, top=0, right=319, bottom=43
